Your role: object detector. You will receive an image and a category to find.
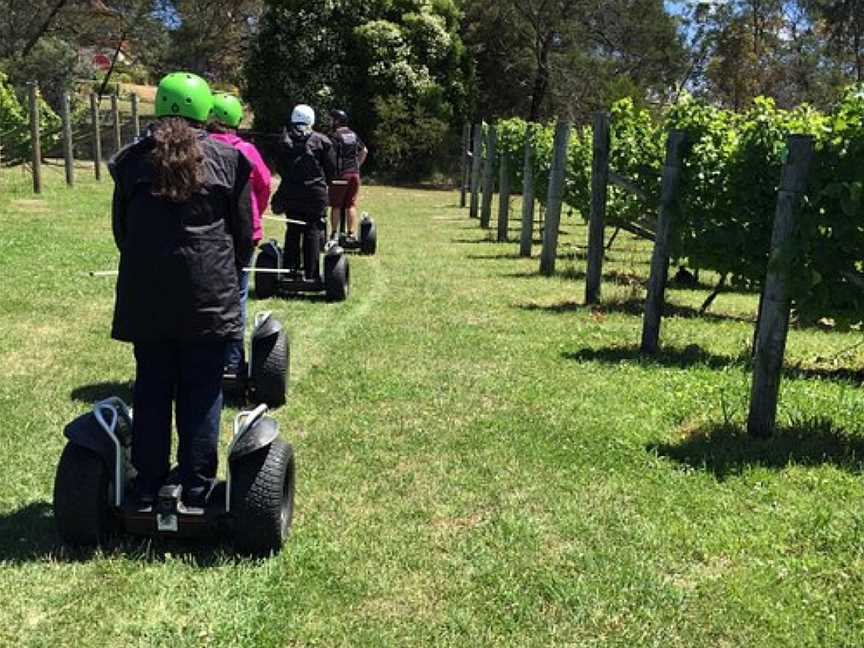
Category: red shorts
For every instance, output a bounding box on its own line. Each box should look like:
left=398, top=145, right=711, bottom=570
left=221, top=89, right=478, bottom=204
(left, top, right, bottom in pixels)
left=329, top=173, right=361, bottom=209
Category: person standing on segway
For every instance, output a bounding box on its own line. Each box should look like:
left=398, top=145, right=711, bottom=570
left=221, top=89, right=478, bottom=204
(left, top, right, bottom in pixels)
left=328, top=109, right=368, bottom=242
left=109, top=72, right=253, bottom=508
left=270, top=104, right=336, bottom=280
left=208, top=94, right=272, bottom=378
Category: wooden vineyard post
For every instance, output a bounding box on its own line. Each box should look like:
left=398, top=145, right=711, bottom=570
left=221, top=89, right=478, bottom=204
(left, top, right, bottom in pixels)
left=28, top=82, right=42, bottom=194
left=90, top=93, right=102, bottom=181
left=539, top=121, right=571, bottom=276
left=111, top=93, right=122, bottom=154
left=469, top=123, right=482, bottom=219
left=131, top=93, right=141, bottom=140
left=585, top=112, right=610, bottom=304
left=640, top=130, right=688, bottom=354
left=460, top=124, right=469, bottom=208
left=497, top=148, right=511, bottom=241
left=62, top=92, right=74, bottom=187
left=480, top=124, right=497, bottom=228
left=519, top=137, right=535, bottom=257
left=747, top=135, right=814, bottom=438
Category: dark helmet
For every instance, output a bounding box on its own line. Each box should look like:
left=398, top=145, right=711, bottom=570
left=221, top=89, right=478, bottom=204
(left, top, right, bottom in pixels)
left=330, top=109, right=348, bottom=126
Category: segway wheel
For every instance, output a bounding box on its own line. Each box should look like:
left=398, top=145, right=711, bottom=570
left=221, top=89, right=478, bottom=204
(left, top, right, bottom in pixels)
left=324, top=253, right=349, bottom=302
left=360, top=222, right=377, bottom=256
left=250, top=328, right=289, bottom=408
left=53, top=444, right=111, bottom=546
left=254, top=249, right=278, bottom=299
left=231, top=439, right=295, bottom=557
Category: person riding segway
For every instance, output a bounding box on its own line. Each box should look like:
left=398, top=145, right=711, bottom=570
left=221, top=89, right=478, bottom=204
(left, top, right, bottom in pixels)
left=209, top=95, right=289, bottom=407
left=255, top=105, right=349, bottom=301
left=328, top=109, right=368, bottom=241
left=271, top=105, right=336, bottom=280
left=53, top=73, right=296, bottom=555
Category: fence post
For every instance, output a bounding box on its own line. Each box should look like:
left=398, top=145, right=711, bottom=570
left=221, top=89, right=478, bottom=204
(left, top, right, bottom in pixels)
left=640, top=130, right=688, bottom=354
left=539, top=121, right=571, bottom=276
left=497, top=149, right=511, bottom=242
left=469, top=123, right=483, bottom=219
left=90, top=93, right=102, bottom=181
left=747, top=135, right=814, bottom=438
left=519, top=137, right=535, bottom=257
left=111, top=93, right=121, bottom=154
left=480, top=125, right=497, bottom=228
left=460, top=123, right=469, bottom=208
left=62, top=92, right=74, bottom=187
left=585, top=112, right=610, bottom=304
left=28, top=82, right=42, bottom=194
left=131, top=93, right=140, bottom=140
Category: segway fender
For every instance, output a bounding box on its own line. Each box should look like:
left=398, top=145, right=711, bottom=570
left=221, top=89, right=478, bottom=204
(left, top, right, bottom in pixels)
left=229, top=416, right=280, bottom=461
left=63, top=412, right=117, bottom=475
left=259, top=239, right=282, bottom=266
left=251, top=311, right=283, bottom=341
left=324, top=243, right=345, bottom=257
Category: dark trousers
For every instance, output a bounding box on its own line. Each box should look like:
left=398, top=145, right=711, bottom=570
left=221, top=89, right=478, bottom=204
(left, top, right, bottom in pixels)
left=225, top=251, right=253, bottom=372
left=284, top=213, right=324, bottom=280
left=132, top=340, right=226, bottom=505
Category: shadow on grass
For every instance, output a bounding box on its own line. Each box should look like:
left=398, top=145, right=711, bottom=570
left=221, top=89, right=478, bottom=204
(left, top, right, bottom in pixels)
left=0, top=501, right=234, bottom=566
left=519, top=296, right=753, bottom=324
left=71, top=381, right=134, bottom=404
left=648, top=419, right=864, bottom=479
left=467, top=252, right=530, bottom=261
left=563, top=344, right=864, bottom=385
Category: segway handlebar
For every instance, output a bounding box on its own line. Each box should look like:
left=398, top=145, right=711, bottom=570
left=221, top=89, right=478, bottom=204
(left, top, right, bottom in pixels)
left=264, top=215, right=308, bottom=226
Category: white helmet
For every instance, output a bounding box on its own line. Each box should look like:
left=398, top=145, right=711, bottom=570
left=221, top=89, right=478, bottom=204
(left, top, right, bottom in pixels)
left=291, top=104, right=315, bottom=127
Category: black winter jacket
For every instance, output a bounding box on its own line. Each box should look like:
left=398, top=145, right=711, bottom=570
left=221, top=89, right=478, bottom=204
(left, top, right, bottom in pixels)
left=109, top=131, right=253, bottom=342
left=271, top=127, right=336, bottom=215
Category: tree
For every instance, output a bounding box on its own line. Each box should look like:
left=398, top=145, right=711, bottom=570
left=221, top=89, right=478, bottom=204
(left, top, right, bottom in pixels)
left=806, top=0, right=864, bottom=82
left=245, top=0, right=471, bottom=178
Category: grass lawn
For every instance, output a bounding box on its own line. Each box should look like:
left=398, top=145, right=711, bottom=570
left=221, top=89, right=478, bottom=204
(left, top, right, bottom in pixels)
left=2, top=166, right=864, bottom=646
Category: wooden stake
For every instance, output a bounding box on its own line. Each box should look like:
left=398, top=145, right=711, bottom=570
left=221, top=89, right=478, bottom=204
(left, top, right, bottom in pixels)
left=480, top=125, right=497, bottom=228
left=460, top=123, right=469, bottom=208
left=111, top=93, right=121, bottom=154
left=28, top=82, right=42, bottom=194
left=62, top=92, right=74, bottom=187
left=539, top=121, right=571, bottom=276
left=586, top=112, right=610, bottom=304
left=90, top=93, right=102, bottom=181
left=519, top=136, right=535, bottom=257
left=469, top=123, right=482, bottom=219
left=640, top=130, right=688, bottom=354
left=131, top=93, right=140, bottom=140
left=497, top=149, right=511, bottom=242
left=747, top=135, right=814, bottom=438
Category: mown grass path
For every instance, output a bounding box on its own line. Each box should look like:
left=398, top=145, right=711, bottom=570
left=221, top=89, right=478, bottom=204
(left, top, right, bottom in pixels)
left=2, top=169, right=864, bottom=646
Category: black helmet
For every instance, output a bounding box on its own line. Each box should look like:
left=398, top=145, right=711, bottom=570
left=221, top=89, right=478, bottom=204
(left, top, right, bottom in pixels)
left=330, top=109, right=348, bottom=126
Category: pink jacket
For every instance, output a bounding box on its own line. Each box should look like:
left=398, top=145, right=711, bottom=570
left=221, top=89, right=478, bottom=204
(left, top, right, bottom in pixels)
left=210, top=133, right=272, bottom=243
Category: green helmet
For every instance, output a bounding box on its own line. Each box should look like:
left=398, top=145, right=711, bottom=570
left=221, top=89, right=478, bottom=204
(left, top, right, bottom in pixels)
left=155, top=72, right=213, bottom=123
left=213, top=93, right=244, bottom=128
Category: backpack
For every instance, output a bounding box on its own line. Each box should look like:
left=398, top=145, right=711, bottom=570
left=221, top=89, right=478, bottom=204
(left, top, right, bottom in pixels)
left=333, top=128, right=360, bottom=175
left=281, top=128, right=323, bottom=186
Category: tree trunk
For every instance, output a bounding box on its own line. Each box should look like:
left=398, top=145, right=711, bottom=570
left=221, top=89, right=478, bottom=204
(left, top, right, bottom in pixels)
left=528, top=36, right=553, bottom=122
left=20, top=0, right=70, bottom=58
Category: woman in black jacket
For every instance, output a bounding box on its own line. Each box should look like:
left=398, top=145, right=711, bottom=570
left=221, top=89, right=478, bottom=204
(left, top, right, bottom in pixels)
left=109, top=72, right=253, bottom=507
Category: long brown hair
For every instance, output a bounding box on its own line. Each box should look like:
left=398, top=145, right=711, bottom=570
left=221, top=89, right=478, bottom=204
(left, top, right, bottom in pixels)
left=149, top=117, right=205, bottom=202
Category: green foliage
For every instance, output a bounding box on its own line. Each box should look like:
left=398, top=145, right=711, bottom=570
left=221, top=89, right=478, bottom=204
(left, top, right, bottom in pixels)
left=0, top=71, right=61, bottom=165
left=246, top=0, right=470, bottom=177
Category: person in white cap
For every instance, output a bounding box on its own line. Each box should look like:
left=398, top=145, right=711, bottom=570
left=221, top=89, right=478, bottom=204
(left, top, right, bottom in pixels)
left=270, top=104, right=337, bottom=280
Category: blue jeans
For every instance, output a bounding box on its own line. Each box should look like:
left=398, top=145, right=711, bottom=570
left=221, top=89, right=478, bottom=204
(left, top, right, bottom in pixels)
left=224, top=265, right=250, bottom=372
left=132, top=340, right=226, bottom=505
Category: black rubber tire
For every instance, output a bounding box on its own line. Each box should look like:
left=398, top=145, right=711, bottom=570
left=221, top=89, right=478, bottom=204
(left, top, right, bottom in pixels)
left=361, top=222, right=377, bottom=255
left=250, top=328, right=289, bottom=408
left=254, top=249, right=278, bottom=299
left=53, top=444, right=111, bottom=546
left=231, top=439, right=295, bottom=557
left=324, top=253, right=349, bottom=302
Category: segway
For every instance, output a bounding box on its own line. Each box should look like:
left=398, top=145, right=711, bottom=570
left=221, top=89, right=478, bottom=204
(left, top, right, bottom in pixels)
left=251, top=230, right=349, bottom=302
left=54, top=399, right=295, bottom=557
left=223, top=311, right=289, bottom=408
left=330, top=183, right=377, bottom=255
